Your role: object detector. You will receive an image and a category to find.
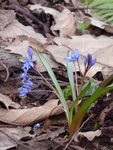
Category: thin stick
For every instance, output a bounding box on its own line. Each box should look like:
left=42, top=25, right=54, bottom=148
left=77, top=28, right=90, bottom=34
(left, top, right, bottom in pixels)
left=34, top=67, right=68, bottom=116
left=64, top=114, right=93, bottom=150
left=34, top=67, right=58, bottom=94
left=30, top=89, right=53, bottom=93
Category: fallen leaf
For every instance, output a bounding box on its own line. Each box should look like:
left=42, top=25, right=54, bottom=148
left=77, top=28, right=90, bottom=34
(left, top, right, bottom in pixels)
left=0, top=9, right=15, bottom=31
left=0, top=93, right=20, bottom=110
left=0, top=99, right=60, bottom=126
left=5, top=39, right=59, bottom=72
left=87, top=16, right=113, bottom=34
left=89, top=17, right=106, bottom=30
left=51, top=8, right=76, bottom=37
left=29, top=4, right=60, bottom=19
left=0, top=127, right=32, bottom=150
left=74, top=130, right=101, bottom=142
left=0, top=130, right=16, bottom=150
left=0, top=19, right=46, bottom=44
left=28, top=38, right=46, bottom=53
left=37, top=127, right=65, bottom=141
left=6, top=39, right=29, bottom=57
left=0, top=47, right=21, bottom=69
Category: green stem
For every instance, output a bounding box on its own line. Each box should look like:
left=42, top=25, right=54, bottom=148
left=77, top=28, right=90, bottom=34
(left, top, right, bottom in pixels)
left=73, top=62, right=79, bottom=112
left=73, top=62, right=79, bottom=96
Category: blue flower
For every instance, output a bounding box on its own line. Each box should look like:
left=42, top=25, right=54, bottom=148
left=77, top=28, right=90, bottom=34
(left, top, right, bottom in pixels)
left=65, top=49, right=80, bottom=63
left=65, top=55, right=73, bottom=62
left=84, top=54, right=96, bottom=69
left=72, top=49, right=80, bottom=61
left=22, top=78, right=33, bottom=89
left=28, top=47, right=33, bottom=58
left=19, top=87, right=29, bottom=97
left=19, top=47, right=35, bottom=97
left=22, top=58, right=34, bottom=71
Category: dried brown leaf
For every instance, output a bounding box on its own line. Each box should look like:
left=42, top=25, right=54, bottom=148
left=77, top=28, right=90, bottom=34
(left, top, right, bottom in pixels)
left=0, top=19, right=46, bottom=44
left=29, top=4, right=60, bottom=19
left=37, top=127, right=65, bottom=141
left=0, top=9, right=15, bottom=31
left=5, top=39, right=59, bottom=72
left=0, top=93, right=20, bottom=110
left=52, top=8, right=76, bottom=37
left=74, top=130, right=101, bottom=142
left=0, top=99, right=59, bottom=126
left=0, top=127, right=32, bottom=150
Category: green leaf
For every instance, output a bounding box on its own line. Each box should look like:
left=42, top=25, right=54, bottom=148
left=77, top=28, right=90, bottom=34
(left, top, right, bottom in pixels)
left=77, top=23, right=90, bottom=30
left=69, top=82, right=91, bottom=126
left=82, top=0, right=94, bottom=6
left=36, top=50, right=69, bottom=123
left=98, top=74, right=113, bottom=89
left=94, top=121, right=99, bottom=129
left=69, top=84, right=113, bottom=137
left=63, top=85, right=72, bottom=100
left=82, top=80, right=98, bottom=96
left=67, top=51, right=76, bottom=101
left=83, top=0, right=113, bottom=25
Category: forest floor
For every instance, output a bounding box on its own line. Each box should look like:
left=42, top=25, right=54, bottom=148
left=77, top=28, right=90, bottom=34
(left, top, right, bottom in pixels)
left=0, top=0, right=113, bottom=150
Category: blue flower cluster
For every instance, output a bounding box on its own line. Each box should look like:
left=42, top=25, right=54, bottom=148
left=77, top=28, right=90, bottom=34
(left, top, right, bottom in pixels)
left=65, top=49, right=96, bottom=69
left=65, top=49, right=80, bottom=62
left=19, top=47, right=35, bottom=97
left=84, top=53, right=96, bottom=69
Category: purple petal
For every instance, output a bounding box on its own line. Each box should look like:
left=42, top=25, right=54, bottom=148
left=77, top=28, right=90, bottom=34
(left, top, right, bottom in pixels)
left=74, top=49, right=80, bottom=60
left=19, top=87, right=29, bottom=96
left=87, top=54, right=92, bottom=63
left=64, top=56, right=73, bottom=63
left=28, top=47, right=33, bottom=58
left=84, top=58, right=88, bottom=66
left=25, top=78, right=33, bottom=88
left=20, top=71, right=27, bottom=79
left=91, top=58, right=96, bottom=66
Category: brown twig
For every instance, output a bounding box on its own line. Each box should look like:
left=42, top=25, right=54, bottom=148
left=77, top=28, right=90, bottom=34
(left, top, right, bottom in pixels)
left=0, top=60, right=9, bottom=82
left=64, top=114, right=93, bottom=150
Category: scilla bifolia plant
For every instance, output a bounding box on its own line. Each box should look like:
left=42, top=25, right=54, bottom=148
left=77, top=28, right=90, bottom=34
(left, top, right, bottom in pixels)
left=20, top=47, right=113, bottom=138
left=36, top=49, right=113, bottom=138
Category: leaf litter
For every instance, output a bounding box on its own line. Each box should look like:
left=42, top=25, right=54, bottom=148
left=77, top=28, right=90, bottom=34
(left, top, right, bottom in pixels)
left=0, top=0, right=113, bottom=149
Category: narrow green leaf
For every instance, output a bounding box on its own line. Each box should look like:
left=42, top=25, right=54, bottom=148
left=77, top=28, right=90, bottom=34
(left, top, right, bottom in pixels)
left=97, top=74, right=113, bottom=90
left=67, top=51, right=76, bottom=101
left=101, top=11, right=113, bottom=18
left=69, top=82, right=91, bottom=125
left=82, top=80, right=98, bottom=96
left=105, top=16, right=113, bottom=24
left=36, top=50, right=69, bottom=122
left=70, top=84, right=113, bottom=137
